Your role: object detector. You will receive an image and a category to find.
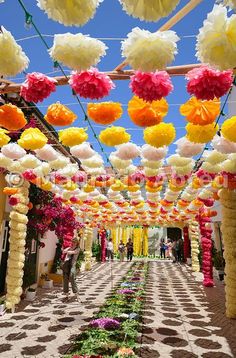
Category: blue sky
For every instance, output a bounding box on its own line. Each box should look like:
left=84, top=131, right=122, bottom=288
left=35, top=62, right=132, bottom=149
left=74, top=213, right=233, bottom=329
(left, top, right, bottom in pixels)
left=0, top=0, right=217, bottom=161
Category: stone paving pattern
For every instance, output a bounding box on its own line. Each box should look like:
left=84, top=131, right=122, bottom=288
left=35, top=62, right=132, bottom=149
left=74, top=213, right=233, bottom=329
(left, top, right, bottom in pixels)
left=0, top=260, right=235, bottom=357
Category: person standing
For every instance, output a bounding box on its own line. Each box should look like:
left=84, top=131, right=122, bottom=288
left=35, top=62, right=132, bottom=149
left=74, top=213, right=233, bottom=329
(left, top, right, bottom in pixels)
left=160, top=240, right=166, bottom=259
left=118, top=240, right=126, bottom=262
left=126, top=238, right=134, bottom=262
left=61, top=237, right=80, bottom=301
left=166, top=239, right=172, bottom=259
left=107, top=238, right=114, bottom=262
left=171, top=240, right=177, bottom=263
left=176, top=238, right=183, bottom=262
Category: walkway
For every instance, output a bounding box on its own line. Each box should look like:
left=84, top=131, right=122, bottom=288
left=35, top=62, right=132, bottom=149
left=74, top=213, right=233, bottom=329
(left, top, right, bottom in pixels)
left=0, top=261, right=235, bottom=357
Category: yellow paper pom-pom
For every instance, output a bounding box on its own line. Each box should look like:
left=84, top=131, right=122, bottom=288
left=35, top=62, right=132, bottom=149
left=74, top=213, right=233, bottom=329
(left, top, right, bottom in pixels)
left=99, top=126, right=130, bottom=146
left=18, top=128, right=48, bottom=150
left=186, top=122, right=219, bottom=143
left=180, top=97, right=220, bottom=125
left=143, top=123, right=176, bottom=148
left=40, top=181, right=53, bottom=191
left=87, top=102, right=123, bottom=125
left=0, top=129, right=10, bottom=147
left=45, top=103, right=77, bottom=126
left=0, top=104, right=27, bottom=131
left=58, top=127, right=88, bottom=147
left=128, top=96, right=168, bottom=127
left=221, top=116, right=236, bottom=143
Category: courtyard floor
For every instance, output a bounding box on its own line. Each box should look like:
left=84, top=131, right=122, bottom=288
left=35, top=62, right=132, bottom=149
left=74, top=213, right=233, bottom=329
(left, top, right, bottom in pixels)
left=0, top=260, right=235, bottom=358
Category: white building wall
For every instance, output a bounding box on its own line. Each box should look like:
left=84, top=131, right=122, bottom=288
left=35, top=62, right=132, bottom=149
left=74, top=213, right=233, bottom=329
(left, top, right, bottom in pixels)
left=37, top=231, right=58, bottom=279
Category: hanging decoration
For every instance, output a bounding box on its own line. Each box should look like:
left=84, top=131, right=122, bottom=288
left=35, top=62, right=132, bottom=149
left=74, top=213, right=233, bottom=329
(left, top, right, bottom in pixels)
left=44, top=102, right=77, bottom=126
left=128, top=96, right=168, bottom=127
left=186, top=66, right=233, bottom=100
left=49, top=33, right=107, bottom=71
left=69, top=68, right=115, bottom=99
left=196, top=5, right=236, bottom=70
left=35, top=144, right=59, bottom=162
left=99, top=126, right=130, bottom=146
left=218, top=0, right=236, bottom=8
left=0, top=26, right=29, bottom=76
left=121, top=27, right=179, bottom=71
left=20, top=72, right=57, bottom=103
left=0, top=104, right=27, bottom=131
left=180, top=97, right=220, bottom=125
left=143, top=123, right=176, bottom=148
left=186, top=122, right=219, bottom=143
left=115, top=143, right=140, bottom=160
left=189, top=221, right=200, bottom=272
left=130, top=71, right=173, bottom=102
left=199, top=214, right=214, bottom=287
left=18, top=128, right=48, bottom=150
left=175, top=137, right=204, bottom=157
left=70, top=142, right=95, bottom=160
left=5, top=181, right=30, bottom=311
left=212, top=135, right=236, bottom=154
left=1, top=143, right=26, bottom=160
left=141, top=144, right=167, bottom=161
left=221, top=116, right=236, bottom=143
left=37, top=0, right=103, bottom=26
left=58, top=127, right=88, bottom=146
left=0, top=129, right=10, bottom=147
left=87, top=102, right=123, bottom=125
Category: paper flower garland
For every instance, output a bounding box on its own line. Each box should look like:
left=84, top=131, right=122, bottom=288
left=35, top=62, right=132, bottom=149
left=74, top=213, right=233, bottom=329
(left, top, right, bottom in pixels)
left=143, top=123, right=176, bottom=148
left=186, top=66, right=233, bottom=100
left=35, top=144, right=59, bottom=161
left=37, top=0, right=103, bottom=26
left=0, top=27, right=29, bottom=76
left=69, top=68, right=115, bottom=100
left=221, top=116, right=236, bottom=143
left=130, top=71, right=173, bottom=102
left=186, top=123, right=219, bottom=143
left=141, top=144, right=168, bottom=161
left=175, top=137, right=204, bottom=157
left=119, top=0, right=180, bottom=22
left=58, top=127, right=88, bottom=146
left=44, top=102, right=77, bottom=126
left=1, top=143, right=26, bottom=159
left=70, top=142, right=95, bottom=159
left=87, top=102, right=123, bottom=125
left=180, top=97, right=220, bottom=125
left=0, top=129, right=10, bottom=147
left=128, top=96, right=168, bottom=127
left=115, top=143, right=140, bottom=160
left=121, top=27, right=179, bottom=72
left=20, top=72, right=56, bottom=103
left=212, top=135, right=236, bottom=154
left=196, top=5, right=236, bottom=70
left=99, top=127, right=130, bottom=146
left=0, top=104, right=27, bottom=131
left=49, top=33, right=107, bottom=71
left=18, top=128, right=48, bottom=150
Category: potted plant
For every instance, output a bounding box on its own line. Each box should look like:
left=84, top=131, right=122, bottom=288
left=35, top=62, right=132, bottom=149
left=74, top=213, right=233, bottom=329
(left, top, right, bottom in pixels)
left=213, top=250, right=225, bottom=280
left=25, top=287, right=36, bottom=301
left=0, top=296, right=5, bottom=315
left=41, top=273, right=53, bottom=289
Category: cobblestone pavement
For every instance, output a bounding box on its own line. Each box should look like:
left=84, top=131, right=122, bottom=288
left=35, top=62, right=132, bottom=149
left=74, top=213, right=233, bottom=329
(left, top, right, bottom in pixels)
left=0, top=261, right=236, bottom=358
left=0, top=262, right=131, bottom=358
left=138, top=261, right=236, bottom=358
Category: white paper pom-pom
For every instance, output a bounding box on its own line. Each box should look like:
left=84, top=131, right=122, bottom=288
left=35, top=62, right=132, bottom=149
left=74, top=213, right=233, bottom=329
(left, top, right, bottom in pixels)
left=119, top=0, right=180, bottom=22
left=49, top=156, right=70, bottom=170
left=141, top=159, right=163, bottom=169
left=202, top=162, right=222, bottom=174
left=49, top=33, right=107, bottom=71
left=34, top=162, right=51, bottom=177
left=122, top=27, right=179, bottom=72
left=0, top=153, right=12, bottom=168
left=141, top=144, right=168, bottom=161
left=118, top=165, right=137, bottom=175
left=84, top=167, right=106, bottom=175
left=70, top=142, right=95, bottom=160
left=175, top=137, right=204, bottom=158
left=1, top=143, right=26, bottom=160
left=81, top=155, right=104, bottom=168
left=167, top=154, right=193, bottom=167
left=0, top=27, right=29, bottom=76
left=220, top=159, right=236, bottom=173
left=19, top=154, right=41, bottom=169
left=144, top=167, right=159, bottom=176
left=212, top=135, right=236, bottom=154
left=196, top=5, right=236, bottom=70
left=203, top=150, right=227, bottom=165
left=174, top=163, right=193, bottom=175
left=217, top=0, right=236, bottom=9
left=37, top=0, right=103, bottom=26
left=35, top=144, right=59, bottom=162
left=115, top=143, right=140, bottom=160
left=58, top=164, right=79, bottom=177
left=110, top=154, right=132, bottom=169
left=7, top=161, right=24, bottom=173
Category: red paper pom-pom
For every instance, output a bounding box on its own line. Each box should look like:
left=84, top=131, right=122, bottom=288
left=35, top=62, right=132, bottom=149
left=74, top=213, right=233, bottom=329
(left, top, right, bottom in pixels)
left=20, top=72, right=56, bottom=103
left=9, top=197, right=19, bottom=206
left=186, top=66, right=233, bottom=101
left=69, top=68, right=115, bottom=100
left=130, top=71, right=173, bottom=102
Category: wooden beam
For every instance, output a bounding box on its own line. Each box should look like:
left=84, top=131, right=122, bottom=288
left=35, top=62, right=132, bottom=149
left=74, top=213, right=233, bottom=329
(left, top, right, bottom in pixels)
left=0, top=64, right=201, bottom=95
left=114, top=0, right=203, bottom=72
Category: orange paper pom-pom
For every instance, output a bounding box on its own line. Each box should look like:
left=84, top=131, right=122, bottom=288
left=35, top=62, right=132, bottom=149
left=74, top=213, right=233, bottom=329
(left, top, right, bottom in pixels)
left=0, top=104, right=27, bottom=130
left=3, top=187, right=19, bottom=195
left=128, top=96, right=168, bottom=127
left=87, top=102, right=123, bottom=125
left=45, top=102, right=77, bottom=126
left=180, top=97, right=220, bottom=125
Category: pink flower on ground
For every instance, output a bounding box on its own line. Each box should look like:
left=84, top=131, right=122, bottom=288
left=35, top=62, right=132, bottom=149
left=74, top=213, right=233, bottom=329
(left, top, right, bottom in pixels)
left=130, top=71, right=173, bottom=102
left=20, top=72, right=57, bottom=103
left=186, top=66, right=233, bottom=100
left=69, top=68, right=115, bottom=100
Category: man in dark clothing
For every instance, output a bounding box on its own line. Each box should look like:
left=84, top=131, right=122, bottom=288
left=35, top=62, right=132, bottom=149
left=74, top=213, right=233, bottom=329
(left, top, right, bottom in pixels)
left=126, top=238, right=134, bottom=261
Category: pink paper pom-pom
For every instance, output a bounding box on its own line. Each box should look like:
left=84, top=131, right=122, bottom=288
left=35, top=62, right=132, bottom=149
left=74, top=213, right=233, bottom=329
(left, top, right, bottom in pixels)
left=69, top=68, right=115, bottom=100
left=186, top=66, right=233, bottom=100
left=130, top=71, right=173, bottom=102
left=20, top=72, right=57, bottom=103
